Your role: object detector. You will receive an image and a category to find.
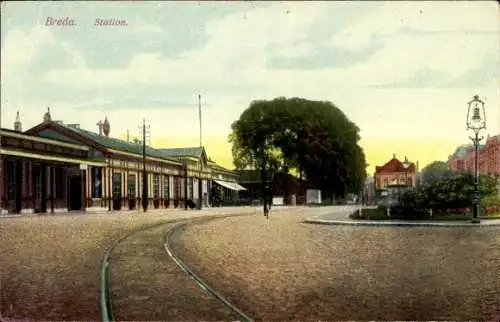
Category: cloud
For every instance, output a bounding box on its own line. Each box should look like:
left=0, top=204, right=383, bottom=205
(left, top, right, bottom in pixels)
left=1, top=1, right=499, bottom=170
left=267, top=40, right=385, bottom=70
left=372, top=69, right=451, bottom=89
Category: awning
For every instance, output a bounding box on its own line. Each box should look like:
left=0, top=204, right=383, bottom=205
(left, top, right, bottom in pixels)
left=1, top=149, right=107, bottom=167
left=214, top=179, right=247, bottom=191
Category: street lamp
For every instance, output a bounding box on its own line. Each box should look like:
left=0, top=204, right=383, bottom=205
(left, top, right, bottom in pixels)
left=466, top=95, right=486, bottom=223
left=402, top=156, right=410, bottom=191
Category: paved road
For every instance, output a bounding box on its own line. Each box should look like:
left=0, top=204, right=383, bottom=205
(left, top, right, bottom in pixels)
left=172, top=209, right=500, bottom=321
left=0, top=206, right=305, bottom=320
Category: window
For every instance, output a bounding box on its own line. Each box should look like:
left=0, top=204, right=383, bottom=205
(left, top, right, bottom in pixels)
left=187, top=177, right=193, bottom=199
left=153, top=174, right=160, bottom=199
left=127, top=174, right=136, bottom=197
left=173, top=177, right=179, bottom=198
left=54, top=167, right=64, bottom=198
left=163, top=175, right=170, bottom=200
left=407, top=178, right=413, bottom=186
left=112, top=172, right=121, bottom=198
left=383, top=178, right=388, bottom=187
left=91, top=167, right=102, bottom=198
left=5, top=160, right=15, bottom=200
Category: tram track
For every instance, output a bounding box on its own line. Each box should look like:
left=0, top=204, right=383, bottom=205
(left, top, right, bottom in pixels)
left=100, top=213, right=256, bottom=322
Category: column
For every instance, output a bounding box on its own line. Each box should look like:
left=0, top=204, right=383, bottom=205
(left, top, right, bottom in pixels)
left=107, top=165, right=112, bottom=211
left=21, top=161, right=28, bottom=211
left=169, top=175, right=174, bottom=208
left=148, top=172, right=153, bottom=207
left=41, top=164, right=47, bottom=213
left=27, top=161, right=33, bottom=210
left=122, top=169, right=126, bottom=209
left=0, top=157, right=3, bottom=212
left=81, top=168, right=86, bottom=211
left=51, top=166, right=55, bottom=213
left=86, top=166, right=91, bottom=207
left=160, top=174, right=164, bottom=208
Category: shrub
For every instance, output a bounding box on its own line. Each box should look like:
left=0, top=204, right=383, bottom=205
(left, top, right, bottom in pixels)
left=482, top=194, right=500, bottom=215
left=397, top=173, right=498, bottom=215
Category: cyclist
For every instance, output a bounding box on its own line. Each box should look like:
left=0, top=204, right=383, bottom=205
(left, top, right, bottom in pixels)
left=263, top=184, right=273, bottom=217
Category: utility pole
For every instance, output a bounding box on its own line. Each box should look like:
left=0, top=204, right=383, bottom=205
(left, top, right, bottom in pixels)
left=141, top=119, right=151, bottom=212
left=198, top=94, right=203, bottom=210
left=0, top=122, right=3, bottom=215
left=198, top=94, right=202, bottom=148
left=184, top=159, right=188, bottom=210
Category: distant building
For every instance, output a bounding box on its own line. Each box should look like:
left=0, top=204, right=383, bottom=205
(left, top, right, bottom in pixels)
left=448, top=134, right=500, bottom=177
left=375, top=154, right=417, bottom=189
left=237, top=169, right=308, bottom=205
left=374, top=154, right=417, bottom=204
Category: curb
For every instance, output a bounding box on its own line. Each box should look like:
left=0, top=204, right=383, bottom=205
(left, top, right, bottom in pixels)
left=303, top=219, right=500, bottom=227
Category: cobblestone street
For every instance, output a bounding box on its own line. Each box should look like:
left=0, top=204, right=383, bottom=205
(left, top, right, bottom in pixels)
left=0, top=207, right=271, bottom=320
left=1, top=206, right=499, bottom=321
left=172, top=210, right=500, bottom=321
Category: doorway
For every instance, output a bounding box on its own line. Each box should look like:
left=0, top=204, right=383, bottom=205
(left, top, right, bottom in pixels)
left=112, top=172, right=122, bottom=211
left=68, top=174, right=82, bottom=211
left=4, top=159, right=22, bottom=214
left=32, top=164, right=47, bottom=213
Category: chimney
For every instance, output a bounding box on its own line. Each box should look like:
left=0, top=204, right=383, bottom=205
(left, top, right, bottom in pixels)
left=103, top=117, right=110, bottom=137
left=14, top=111, right=22, bottom=132
left=393, top=153, right=396, bottom=159
left=67, top=124, right=80, bottom=129
left=126, top=129, right=130, bottom=142
left=97, top=120, right=103, bottom=135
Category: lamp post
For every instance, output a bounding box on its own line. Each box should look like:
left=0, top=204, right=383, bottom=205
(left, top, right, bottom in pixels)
left=466, top=95, right=486, bottom=223
left=402, top=157, right=410, bottom=191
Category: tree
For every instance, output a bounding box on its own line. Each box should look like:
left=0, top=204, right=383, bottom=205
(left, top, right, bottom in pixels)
left=229, top=97, right=367, bottom=201
left=398, top=172, right=499, bottom=215
left=420, top=161, right=452, bottom=186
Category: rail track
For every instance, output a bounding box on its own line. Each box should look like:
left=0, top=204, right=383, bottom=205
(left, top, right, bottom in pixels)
left=100, top=213, right=255, bottom=322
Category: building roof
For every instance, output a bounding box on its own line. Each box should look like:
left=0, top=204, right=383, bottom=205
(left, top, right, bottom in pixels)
left=375, top=155, right=416, bottom=174
left=208, top=160, right=237, bottom=174
left=24, top=118, right=235, bottom=173
left=1, top=128, right=89, bottom=151
left=61, top=124, right=177, bottom=161
left=156, top=147, right=204, bottom=158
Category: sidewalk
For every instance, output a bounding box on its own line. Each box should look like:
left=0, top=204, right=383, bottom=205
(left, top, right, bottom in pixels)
left=0, top=205, right=299, bottom=219
left=304, top=208, right=500, bottom=227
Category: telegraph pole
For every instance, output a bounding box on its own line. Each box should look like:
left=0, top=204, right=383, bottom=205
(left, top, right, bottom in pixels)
left=184, top=159, right=188, bottom=210
left=198, top=94, right=202, bottom=148
left=0, top=120, right=3, bottom=214
left=198, top=94, right=203, bottom=210
left=141, top=119, right=151, bottom=212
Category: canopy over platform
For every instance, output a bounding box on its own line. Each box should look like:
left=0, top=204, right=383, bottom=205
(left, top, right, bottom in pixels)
left=214, top=179, right=247, bottom=191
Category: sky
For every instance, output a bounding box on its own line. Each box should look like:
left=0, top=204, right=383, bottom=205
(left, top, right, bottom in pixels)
left=1, top=1, right=499, bottom=175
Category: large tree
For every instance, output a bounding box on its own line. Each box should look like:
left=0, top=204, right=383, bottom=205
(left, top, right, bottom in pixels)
left=229, top=97, right=367, bottom=200
left=420, top=161, right=452, bottom=186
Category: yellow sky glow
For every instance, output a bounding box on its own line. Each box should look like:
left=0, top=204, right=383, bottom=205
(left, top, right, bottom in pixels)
left=121, top=133, right=466, bottom=177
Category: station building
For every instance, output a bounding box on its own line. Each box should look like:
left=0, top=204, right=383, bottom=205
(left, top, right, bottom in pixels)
left=0, top=109, right=246, bottom=215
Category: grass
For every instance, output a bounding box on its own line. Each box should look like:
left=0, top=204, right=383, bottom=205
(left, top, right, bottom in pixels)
left=349, top=208, right=500, bottom=221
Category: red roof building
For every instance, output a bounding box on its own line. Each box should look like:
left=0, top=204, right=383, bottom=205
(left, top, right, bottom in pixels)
left=374, top=154, right=417, bottom=190
left=448, top=134, right=500, bottom=177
